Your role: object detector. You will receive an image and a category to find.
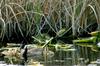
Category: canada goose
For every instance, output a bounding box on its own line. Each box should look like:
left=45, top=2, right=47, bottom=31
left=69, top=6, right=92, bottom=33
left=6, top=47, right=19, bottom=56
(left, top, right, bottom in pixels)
left=20, top=44, right=27, bottom=65
left=27, top=46, right=54, bottom=61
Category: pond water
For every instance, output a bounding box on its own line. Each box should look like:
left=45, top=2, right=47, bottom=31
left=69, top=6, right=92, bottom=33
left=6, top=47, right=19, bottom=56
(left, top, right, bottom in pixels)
left=0, top=43, right=100, bottom=66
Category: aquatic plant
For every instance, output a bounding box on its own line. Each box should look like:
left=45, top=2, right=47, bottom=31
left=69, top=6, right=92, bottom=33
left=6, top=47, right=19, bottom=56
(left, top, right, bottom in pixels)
left=0, top=0, right=100, bottom=65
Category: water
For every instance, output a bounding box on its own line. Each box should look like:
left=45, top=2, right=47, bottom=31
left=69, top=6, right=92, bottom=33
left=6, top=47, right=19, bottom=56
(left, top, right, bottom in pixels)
left=0, top=43, right=100, bottom=66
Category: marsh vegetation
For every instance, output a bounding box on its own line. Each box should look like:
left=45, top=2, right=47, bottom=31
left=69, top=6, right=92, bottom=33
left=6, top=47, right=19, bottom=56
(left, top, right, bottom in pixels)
left=0, top=0, right=100, bottom=66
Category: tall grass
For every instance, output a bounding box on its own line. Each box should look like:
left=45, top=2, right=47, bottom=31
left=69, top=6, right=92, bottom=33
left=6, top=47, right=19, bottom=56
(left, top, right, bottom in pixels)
left=0, top=0, right=99, bottom=44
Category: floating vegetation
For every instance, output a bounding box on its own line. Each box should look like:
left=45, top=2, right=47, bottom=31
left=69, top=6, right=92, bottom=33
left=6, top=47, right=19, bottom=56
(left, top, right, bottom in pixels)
left=73, top=37, right=97, bottom=43
left=73, top=31, right=100, bottom=52
left=49, top=44, right=74, bottom=51
left=89, top=31, right=100, bottom=36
